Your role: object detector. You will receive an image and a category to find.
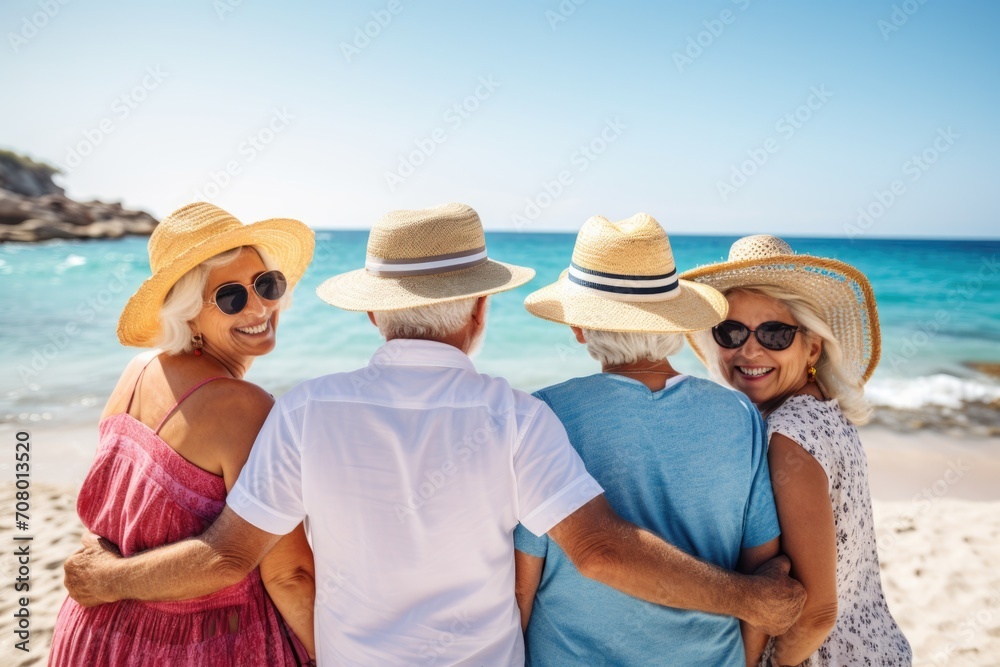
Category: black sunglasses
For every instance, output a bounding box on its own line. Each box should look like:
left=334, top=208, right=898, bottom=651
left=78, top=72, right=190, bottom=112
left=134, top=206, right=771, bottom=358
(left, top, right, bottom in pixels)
left=712, top=320, right=799, bottom=351
left=207, top=270, right=287, bottom=315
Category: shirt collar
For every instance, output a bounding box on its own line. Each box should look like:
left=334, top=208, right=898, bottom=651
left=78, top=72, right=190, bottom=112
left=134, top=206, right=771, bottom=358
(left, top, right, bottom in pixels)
left=369, top=339, right=477, bottom=371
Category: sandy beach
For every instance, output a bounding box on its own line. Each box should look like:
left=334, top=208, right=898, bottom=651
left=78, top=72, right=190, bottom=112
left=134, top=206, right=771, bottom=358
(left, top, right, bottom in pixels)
left=2, top=424, right=998, bottom=666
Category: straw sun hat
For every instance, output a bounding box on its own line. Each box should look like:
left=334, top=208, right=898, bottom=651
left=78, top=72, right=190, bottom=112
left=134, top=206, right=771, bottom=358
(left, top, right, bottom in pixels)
left=679, top=234, right=881, bottom=384
left=117, top=202, right=315, bottom=347
left=524, top=213, right=728, bottom=333
left=317, top=203, right=535, bottom=311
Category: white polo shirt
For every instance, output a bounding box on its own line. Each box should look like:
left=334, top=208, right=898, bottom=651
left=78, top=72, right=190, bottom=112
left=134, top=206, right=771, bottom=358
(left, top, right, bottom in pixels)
left=228, top=339, right=603, bottom=666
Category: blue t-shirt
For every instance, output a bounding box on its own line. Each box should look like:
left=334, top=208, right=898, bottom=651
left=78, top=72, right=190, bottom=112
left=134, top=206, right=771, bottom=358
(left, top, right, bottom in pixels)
left=514, top=373, right=779, bottom=666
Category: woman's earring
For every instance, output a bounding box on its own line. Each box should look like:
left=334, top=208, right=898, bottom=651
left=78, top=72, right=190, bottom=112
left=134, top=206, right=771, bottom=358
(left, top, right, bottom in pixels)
left=807, top=365, right=817, bottom=383
left=191, top=333, right=204, bottom=356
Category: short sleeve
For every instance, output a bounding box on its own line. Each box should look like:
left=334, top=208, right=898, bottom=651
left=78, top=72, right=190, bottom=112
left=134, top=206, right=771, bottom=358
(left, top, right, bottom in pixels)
left=514, top=522, right=549, bottom=558
left=227, top=399, right=306, bottom=536
left=742, top=400, right=781, bottom=549
left=513, top=399, right=603, bottom=537
left=767, top=399, right=835, bottom=495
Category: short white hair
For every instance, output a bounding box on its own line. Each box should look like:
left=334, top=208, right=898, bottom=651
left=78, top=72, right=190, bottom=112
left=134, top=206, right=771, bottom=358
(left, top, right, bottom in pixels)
left=581, top=329, right=685, bottom=366
left=156, top=246, right=289, bottom=355
left=374, top=297, right=479, bottom=340
left=694, top=284, right=872, bottom=425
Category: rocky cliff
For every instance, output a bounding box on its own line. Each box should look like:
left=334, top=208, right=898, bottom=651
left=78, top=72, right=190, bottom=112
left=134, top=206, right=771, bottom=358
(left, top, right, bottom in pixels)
left=0, top=150, right=158, bottom=243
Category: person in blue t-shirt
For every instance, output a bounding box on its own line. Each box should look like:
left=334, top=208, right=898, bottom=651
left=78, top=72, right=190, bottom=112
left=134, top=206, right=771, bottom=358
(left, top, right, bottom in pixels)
left=514, top=213, right=782, bottom=666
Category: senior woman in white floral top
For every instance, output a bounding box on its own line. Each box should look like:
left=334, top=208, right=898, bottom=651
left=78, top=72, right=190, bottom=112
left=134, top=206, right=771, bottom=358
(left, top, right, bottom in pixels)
left=683, top=235, right=911, bottom=667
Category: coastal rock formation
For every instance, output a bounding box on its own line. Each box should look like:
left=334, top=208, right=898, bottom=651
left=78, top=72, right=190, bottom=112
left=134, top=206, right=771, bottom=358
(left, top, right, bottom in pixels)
left=0, top=150, right=158, bottom=243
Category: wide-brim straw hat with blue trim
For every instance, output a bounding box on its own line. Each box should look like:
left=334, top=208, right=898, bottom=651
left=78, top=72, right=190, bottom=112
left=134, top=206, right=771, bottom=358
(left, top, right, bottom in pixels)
left=680, top=234, right=881, bottom=383
left=117, top=202, right=315, bottom=347
left=317, top=202, right=535, bottom=311
left=524, top=213, right=728, bottom=333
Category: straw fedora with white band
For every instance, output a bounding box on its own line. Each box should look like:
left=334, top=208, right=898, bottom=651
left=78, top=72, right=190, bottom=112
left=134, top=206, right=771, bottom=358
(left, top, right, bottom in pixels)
left=524, top=213, right=728, bottom=333
left=317, top=203, right=535, bottom=311
left=680, top=234, right=881, bottom=384
left=117, top=202, right=315, bottom=347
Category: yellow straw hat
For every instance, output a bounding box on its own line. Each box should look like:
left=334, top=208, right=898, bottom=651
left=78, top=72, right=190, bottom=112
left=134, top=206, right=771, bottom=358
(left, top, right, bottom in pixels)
left=524, top=213, right=728, bottom=333
left=680, top=234, right=881, bottom=383
left=117, top=202, right=314, bottom=347
left=317, top=203, right=535, bottom=311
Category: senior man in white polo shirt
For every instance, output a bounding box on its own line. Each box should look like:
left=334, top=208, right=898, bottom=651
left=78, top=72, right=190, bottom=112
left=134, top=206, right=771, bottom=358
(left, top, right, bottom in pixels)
left=64, top=203, right=804, bottom=666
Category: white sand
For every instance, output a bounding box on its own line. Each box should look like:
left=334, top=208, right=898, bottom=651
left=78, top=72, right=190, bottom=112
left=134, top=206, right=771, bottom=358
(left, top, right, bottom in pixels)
left=1, top=425, right=998, bottom=666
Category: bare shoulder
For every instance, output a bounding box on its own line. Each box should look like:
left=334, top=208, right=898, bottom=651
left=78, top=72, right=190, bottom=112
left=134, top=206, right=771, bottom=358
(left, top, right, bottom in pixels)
left=194, top=378, right=275, bottom=440
left=101, top=351, right=161, bottom=418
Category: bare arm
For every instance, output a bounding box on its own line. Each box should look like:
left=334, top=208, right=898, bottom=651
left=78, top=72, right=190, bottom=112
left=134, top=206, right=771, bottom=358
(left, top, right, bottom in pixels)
left=548, top=495, right=805, bottom=636
left=259, top=524, right=316, bottom=658
left=514, top=550, right=544, bottom=633
left=64, top=506, right=281, bottom=606
left=768, top=434, right=839, bottom=666
left=737, top=538, right=781, bottom=666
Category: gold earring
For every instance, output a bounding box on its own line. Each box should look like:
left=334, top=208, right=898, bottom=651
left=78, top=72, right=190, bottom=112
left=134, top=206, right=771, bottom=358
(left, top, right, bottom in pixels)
left=807, top=365, right=817, bottom=383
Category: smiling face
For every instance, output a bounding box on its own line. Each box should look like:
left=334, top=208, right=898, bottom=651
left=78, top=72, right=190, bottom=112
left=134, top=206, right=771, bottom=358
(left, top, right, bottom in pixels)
left=716, top=289, right=821, bottom=407
left=190, top=248, right=281, bottom=361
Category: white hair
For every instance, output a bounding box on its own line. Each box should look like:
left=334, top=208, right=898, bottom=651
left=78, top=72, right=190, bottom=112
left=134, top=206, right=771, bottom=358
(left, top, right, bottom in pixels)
left=156, top=246, right=289, bottom=355
left=581, top=329, right=685, bottom=367
left=694, top=284, right=872, bottom=425
left=374, top=297, right=478, bottom=340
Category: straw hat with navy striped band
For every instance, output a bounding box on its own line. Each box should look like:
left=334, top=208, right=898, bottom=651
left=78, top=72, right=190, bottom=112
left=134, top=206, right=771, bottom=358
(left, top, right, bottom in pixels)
left=524, top=213, right=728, bottom=333
left=317, top=203, right=535, bottom=311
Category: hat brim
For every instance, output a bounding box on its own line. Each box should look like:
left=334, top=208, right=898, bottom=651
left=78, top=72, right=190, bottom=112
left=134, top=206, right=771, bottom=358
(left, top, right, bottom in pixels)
left=118, top=218, right=315, bottom=347
left=524, top=274, right=728, bottom=334
left=679, top=255, right=881, bottom=383
left=316, top=259, right=536, bottom=312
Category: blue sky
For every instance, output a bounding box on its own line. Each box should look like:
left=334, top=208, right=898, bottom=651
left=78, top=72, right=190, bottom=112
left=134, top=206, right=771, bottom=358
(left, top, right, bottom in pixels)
left=2, top=0, right=997, bottom=237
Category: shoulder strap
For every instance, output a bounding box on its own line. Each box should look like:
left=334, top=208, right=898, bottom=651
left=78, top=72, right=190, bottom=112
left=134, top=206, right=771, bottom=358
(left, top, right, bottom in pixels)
left=125, top=354, right=160, bottom=415
left=154, top=376, right=227, bottom=435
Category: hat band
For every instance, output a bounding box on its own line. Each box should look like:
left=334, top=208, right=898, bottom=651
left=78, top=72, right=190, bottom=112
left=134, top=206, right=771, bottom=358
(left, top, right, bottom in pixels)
left=366, top=245, right=488, bottom=277
left=567, top=262, right=680, bottom=302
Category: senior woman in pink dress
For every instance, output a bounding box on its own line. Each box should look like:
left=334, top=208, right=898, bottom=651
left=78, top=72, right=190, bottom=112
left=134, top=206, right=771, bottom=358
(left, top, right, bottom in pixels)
left=50, top=203, right=316, bottom=666
left=683, top=235, right=911, bottom=666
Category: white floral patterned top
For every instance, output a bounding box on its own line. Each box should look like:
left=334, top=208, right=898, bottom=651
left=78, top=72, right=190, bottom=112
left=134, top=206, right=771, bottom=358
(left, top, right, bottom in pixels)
left=764, top=395, right=912, bottom=666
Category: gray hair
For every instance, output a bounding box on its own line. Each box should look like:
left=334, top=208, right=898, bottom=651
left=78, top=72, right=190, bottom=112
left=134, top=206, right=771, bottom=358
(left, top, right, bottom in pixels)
left=374, top=297, right=478, bottom=340
left=156, top=246, right=288, bottom=355
left=694, top=284, right=872, bottom=425
left=582, top=329, right=685, bottom=367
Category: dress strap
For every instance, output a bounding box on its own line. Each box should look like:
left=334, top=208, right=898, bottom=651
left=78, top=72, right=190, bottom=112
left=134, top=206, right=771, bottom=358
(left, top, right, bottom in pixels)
left=154, top=377, right=227, bottom=435
left=125, top=354, right=160, bottom=415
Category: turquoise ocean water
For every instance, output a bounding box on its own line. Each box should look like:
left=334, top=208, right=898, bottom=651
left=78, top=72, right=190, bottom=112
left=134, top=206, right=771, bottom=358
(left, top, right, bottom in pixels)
left=2, top=233, right=999, bottom=433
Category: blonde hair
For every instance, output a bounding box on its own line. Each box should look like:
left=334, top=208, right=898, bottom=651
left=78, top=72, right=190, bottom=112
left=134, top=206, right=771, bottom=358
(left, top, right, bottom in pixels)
left=156, top=246, right=288, bottom=355
left=695, top=284, right=872, bottom=425
left=582, top=329, right=685, bottom=367
left=374, top=297, right=479, bottom=340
